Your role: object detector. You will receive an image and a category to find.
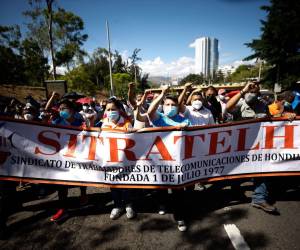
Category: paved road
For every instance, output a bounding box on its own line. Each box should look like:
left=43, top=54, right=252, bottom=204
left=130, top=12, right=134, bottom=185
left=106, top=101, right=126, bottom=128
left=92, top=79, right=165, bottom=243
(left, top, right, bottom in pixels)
left=1, top=178, right=299, bottom=250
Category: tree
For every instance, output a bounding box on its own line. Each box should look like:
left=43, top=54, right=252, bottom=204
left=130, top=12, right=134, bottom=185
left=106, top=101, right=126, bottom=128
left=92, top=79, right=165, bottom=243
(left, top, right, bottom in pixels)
left=128, top=48, right=141, bottom=83
left=24, top=0, right=88, bottom=79
left=21, top=38, right=50, bottom=85
left=112, top=73, right=132, bottom=98
left=0, top=25, right=25, bottom=84
left=179, top=74, right=204, bottom=85
left=112, top=50, right=127, bottom=73
left=214, top=70, right=225, bottom=83
left=62, top=65, right=97, bottom=95
left=85, top=47, right=110, bottom=88
left=245, top=0, right=300, bottom=88
left=0, top=25, right=49, bottom=85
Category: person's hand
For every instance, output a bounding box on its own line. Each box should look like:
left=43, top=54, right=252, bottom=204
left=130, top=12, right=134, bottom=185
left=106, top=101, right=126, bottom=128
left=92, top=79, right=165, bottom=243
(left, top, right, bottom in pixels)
left=161, top=85, right=170, bottom=94
left=242, top=82, right=258, bottom=93
left=284, top=112, right=296, bottom=122
left=51, top=91, right=59, bottom=99
left=144, top=89, right=151, bottom=95
left=184, top=82, right=193, bottom=89
left=192, top=87, right=202, bottom=93
left=128, top=82, right=135, bottom=89
left=178, top=123, right=188, bottom=129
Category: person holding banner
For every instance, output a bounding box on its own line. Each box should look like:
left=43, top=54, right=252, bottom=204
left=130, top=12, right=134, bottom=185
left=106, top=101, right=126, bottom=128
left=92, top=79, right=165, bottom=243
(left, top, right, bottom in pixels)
left=101, top=97, right=136, bottom=220
left=147, top=85, right=190, bottom=232
left=226, top=81, right=278, bottom=214
left=178, top=83, right=215, bottom=126
left=50, top=99, right=88, bottom=222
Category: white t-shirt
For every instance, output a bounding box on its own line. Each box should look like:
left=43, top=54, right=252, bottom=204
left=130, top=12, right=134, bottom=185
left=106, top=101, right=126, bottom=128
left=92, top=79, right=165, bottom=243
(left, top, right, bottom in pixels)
left=183, top=106, right=215, bottom=126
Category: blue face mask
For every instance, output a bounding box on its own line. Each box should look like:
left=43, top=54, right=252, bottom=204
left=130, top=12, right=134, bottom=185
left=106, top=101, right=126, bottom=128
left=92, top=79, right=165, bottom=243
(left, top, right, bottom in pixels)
left=60, top=110, right=71, bottom=120
left=107, top=110, right=120, bottom=121
left=163, top=106, right=178, bottom=117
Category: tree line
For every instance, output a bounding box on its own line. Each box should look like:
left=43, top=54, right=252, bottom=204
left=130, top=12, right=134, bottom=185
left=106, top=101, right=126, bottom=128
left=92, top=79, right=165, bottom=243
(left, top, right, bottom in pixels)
left=1, top=0, right=299, bottom=93
left=0, top=0, right=149, bottom=97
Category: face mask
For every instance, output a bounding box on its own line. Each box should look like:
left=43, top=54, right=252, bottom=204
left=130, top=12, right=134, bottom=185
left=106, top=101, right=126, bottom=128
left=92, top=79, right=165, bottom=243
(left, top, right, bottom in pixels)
left=244, top=93, right=258, bottom=106
left=24, top=114, right=34, bottom=120
left=107, top=110, right=120, bottom=122
left=163, top=106, right=178, bottom=117
left=82, top=105, right=89, bottom=112
left=219, top=95, right=226, bottom=101
left=284, top=101, right=291, bottom=108
left=157, top=104, right=163, bottom=113
left=206, top=96, right=216, bottom=102
left=60, top=110, right=71, bottom=120
left=95, top=105, right=101, bottom=112
left=39, top=112, right=47, bottom=119
left=191, top=100, right=203, bottom=110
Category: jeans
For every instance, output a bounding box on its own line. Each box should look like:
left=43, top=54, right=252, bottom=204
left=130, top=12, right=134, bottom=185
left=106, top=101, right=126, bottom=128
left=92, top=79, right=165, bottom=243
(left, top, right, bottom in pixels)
left=252, top=178, right=269, bottom=204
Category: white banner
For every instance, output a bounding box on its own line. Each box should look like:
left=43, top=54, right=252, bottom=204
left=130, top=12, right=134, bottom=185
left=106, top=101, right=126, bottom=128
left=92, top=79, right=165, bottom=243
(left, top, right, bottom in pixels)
left=0, top=117, right=300, bottom=188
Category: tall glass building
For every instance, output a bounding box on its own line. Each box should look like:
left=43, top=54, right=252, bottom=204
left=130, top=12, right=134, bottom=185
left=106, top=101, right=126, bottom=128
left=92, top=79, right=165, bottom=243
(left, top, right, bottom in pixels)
left=190, top=37, right=219, bottom=78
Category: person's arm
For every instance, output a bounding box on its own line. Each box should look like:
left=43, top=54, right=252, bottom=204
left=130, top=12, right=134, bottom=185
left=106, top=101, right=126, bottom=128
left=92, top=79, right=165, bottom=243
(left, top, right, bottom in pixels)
left=135, top=90, right=148, bottom=122
left=226, top=82, right=256, bottom=112
left=127, top=82, right=137, bottom=110
left=178, top=82, right=192, bottom=113
left=186, top=87, right=202, bottom=106
left=147, top=85, right=169, bottom=121
left=45, top=91, right=59, bottom=111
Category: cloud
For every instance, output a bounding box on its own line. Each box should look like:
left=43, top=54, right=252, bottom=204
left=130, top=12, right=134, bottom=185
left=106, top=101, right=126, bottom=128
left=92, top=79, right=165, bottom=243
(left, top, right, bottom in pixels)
left=120, top=50, right=129, bottom=62
left=139, top=56, right=195, bottom=77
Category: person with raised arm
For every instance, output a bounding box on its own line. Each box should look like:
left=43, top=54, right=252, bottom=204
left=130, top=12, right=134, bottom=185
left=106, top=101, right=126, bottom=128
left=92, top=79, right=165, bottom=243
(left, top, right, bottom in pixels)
left=178, top=83, right=215, bottom=126
left=146, top=85, right=190, bottom=232
left=225, top=81, right=278, bottom=214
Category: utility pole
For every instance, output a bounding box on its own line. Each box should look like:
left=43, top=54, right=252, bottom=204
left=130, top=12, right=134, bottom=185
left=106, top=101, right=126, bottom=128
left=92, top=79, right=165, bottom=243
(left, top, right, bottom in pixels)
left=106, top=20, right=114, bottom=96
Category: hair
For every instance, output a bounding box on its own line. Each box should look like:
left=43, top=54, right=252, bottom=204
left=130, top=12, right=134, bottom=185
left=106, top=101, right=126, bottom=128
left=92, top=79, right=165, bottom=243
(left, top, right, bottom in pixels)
left=206, top=86, right=218, bottom=94
left=163, top=95, right=178, bottom=105
left=191, top=91, right=203, bottom=97
left=58, top=98, right=76, bottom=110
left=106, top=98, right=126, bottom=113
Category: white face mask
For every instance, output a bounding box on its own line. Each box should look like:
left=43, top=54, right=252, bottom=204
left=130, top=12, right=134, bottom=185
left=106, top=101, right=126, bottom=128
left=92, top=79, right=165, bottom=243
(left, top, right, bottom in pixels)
left=82, top=105, right=89, bottom=112
left=219, top=95, right=226, bottom=101
left=191, top=100, right=203, bottom=110
left=24, top=114, right=34, bottom=120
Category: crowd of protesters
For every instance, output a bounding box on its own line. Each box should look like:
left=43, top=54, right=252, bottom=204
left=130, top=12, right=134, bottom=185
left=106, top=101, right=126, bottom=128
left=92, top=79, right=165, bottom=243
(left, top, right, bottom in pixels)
left=1, top=80, right=300, bottom=237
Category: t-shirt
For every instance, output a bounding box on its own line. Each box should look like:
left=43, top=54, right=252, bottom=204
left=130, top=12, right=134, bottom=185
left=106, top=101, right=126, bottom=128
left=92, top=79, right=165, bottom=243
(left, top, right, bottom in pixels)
left=52, top=112, right=84, bottom=127
left=183, top=106, right=215, bottom=126
left=101, top=116, right=132, bottom=130
left=231, top=98, right=268, bottom=120
left=152, top=112, right=191, bottom=127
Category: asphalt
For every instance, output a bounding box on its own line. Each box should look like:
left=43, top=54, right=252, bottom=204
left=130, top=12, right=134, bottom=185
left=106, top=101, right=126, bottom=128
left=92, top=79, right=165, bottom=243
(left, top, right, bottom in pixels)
left=0, top=177, right=299, bottom=250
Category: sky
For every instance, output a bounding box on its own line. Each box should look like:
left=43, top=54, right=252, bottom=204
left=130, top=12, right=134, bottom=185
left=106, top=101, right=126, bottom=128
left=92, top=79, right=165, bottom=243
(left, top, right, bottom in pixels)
left=0, top=0, right=269, bottom=77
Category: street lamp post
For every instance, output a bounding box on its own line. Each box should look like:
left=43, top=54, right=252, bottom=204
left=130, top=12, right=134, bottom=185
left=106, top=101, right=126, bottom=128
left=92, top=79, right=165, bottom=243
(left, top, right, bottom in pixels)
left=106, top=20, right=114, bottom=96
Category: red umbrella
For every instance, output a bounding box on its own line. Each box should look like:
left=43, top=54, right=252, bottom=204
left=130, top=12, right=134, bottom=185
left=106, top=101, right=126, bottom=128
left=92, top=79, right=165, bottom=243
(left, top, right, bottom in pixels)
left=76, top=97, right=93, bottom=104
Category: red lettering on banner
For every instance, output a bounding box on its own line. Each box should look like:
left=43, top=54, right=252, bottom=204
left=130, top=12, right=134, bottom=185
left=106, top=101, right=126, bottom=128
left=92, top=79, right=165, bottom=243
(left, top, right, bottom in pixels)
left=82, top=135, right=103, bottom=160
left=208, top=130, right=232, bottom=155
left=174, top=134, right=205, bottom=160
left=63, top=134, right=78, bottom=158
left=35, top=130, right=61, bottom=155
left=236, top=128, right=260, bottom=152
left=143, top=136, right=175, bottom=161
left=107, top=137, right=137, bottom=162
left=263, top=125, right=297, bottom=149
